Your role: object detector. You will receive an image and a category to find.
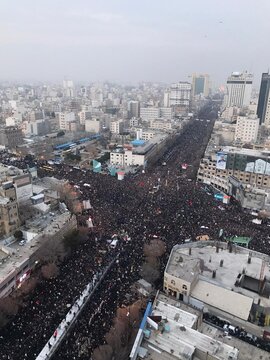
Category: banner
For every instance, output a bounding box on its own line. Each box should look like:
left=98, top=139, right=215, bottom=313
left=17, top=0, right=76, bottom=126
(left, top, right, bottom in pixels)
left=216, top=152, right=227, bottom=170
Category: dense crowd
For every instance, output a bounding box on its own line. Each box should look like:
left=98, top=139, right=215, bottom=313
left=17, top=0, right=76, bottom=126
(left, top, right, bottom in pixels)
left=0, top=117, right=269, bottom=359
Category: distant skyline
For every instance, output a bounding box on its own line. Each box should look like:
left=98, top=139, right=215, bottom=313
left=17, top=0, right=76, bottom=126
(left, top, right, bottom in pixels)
left=1, top=0, right=270, bottom=87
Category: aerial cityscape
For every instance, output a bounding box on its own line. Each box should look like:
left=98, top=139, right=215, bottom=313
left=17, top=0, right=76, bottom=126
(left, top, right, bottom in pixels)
left=1, top=1, right=270, bottom=360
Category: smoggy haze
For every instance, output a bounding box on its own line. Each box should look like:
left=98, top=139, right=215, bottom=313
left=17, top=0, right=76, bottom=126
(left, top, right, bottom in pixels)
left=1, top=0, right=269, bottom=86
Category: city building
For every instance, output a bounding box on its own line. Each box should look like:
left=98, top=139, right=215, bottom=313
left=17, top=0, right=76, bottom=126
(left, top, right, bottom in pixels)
left=63, top=80, right=74, bottom=98
left=0, top=210, right=77, bottom=298
left=141, top=131, right=155, bottom=141
left=0, top=127, right=23, bottom=149
left=130, top=292, right=238, bottom=360
left=78, top=111, right=91, bottom=125
left=128, top=101, right=140, bottom=119
left=110, top=134, right=168, bottom=167
left=0, top=182, right=20, bottom=236
left=129, top=118, right=139, bottom=127
left=164, top=241, right=270, bottom=325
left=168, top=82, right=192, bottom=108
left=58, top=112, right=76, bottom=131
left=85, top=118, right=100, bottom=133
left=110, top=120, right=124, bottom=134
left=140, top=107, right=160, bottom=122
left=192, top=73, right=210, bottom=97
left=150, top=118, right=172, bottom=131
left=140, top=107, right=173, bottom=122
left=197, top=146, right=270, bottom=192
left=235, top=115, right=259, bottom=143
left=257, top=72, right=270, bottom=126
left=228, top=176, right=270, bottom=212
left=25, top=119, right=51, bottom=136
left=224, top=71, right=253, bottom=108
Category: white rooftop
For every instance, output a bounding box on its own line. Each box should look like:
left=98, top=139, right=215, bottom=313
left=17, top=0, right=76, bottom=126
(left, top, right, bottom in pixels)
left=142, top=294, right=238, bottom=360
left=192, top=279, right=253, bottom=320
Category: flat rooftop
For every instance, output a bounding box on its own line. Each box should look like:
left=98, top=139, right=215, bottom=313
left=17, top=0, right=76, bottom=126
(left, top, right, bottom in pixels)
left=0, top=211, right=72, bottom=282
left=166, top=252, right=200, bottom=282
left=171, top=243, right=270, bottom=308
left=192, top=279, right=253, bottom=320
left=141, top=293, right=238, bottom=360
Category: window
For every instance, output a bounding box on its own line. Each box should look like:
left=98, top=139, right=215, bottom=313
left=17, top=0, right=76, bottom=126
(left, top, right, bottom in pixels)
left=171, top=280, right=175, bottom=285
left=182, top=284, right=187, bottom=290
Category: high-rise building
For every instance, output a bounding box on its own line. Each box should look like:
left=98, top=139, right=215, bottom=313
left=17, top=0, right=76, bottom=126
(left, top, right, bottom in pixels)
left=257, top=72, right=270, bottom=126
left=191, top=73, right=210, bottom=97
left=63, top=80, right=74, bottom=98
left=224, top=71, right=253, bottom=108
left=169, top=82, right=192, bottom=107
left=235, top=115, right=259, bottom=143
left=128, top=101, right=140, bottom=119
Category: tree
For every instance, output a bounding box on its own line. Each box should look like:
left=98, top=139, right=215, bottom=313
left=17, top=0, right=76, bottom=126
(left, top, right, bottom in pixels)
left=57, top=131, right=65, bottom=137
left=92, top=345, right=113, bottom=360
left=32, top=235, right=66, bottom=264
left=14, top=230, right=23, bottom=240
left=41, top=263, right=59, bottom=279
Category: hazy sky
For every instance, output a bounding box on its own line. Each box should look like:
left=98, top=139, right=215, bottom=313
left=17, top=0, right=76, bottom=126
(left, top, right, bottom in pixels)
left=1, top=0, right=270, bottom=86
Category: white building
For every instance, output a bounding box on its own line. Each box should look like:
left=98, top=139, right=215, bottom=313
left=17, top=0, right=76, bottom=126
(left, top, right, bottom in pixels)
left=169, top=82, right=192, bottom=107
left=235, top=115, right=259, bottom=143
left=150, top=119, right=172, bottom=131
left=110, top=120, right=123, bottom=134
left=224, top=71, right=253, bottom=108
left=140, top=107, right=173, bottom=122
left=58, top=112, right=76, bottom=131
left=63, top=80, right=74, bottom=98
left=140, top=107, right=160, bottom=122
left=160, top=107, right=173, bottom=119
left=78, top=111, right=91, bottom=125
left=85, top=119, right=100, bottom=133
left=5, top=115, right=22, bottom=127
left=128, top=101, right=140, bottom=118
left=129, top=118, right=139, bottom=127
left=141, top=131, right=155, bottom=141
left=110, top=150, right=145, bottom=167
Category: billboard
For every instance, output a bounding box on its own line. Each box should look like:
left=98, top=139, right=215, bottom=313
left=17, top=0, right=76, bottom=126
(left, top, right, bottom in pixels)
left=216, top=152, right=227, bottom=170
left=92, top=160, right=101, bottom=173
left=245, top=158, right=270, bottom=175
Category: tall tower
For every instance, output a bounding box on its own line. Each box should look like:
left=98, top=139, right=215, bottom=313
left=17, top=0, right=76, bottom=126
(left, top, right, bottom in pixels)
left=225, top=71, right=253, bottom=108
left=257, top=72, right=270, bottom=125
left=191, top=74, right=210, bottom=97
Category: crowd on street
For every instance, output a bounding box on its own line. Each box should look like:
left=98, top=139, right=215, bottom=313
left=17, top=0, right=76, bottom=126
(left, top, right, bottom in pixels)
left=0, top=117, right=269, bottom=359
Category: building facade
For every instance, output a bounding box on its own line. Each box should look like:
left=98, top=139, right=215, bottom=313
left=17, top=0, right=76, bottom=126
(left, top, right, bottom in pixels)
left=224, top=71, right=253, bottom=108
left=257, top=72, right=270, bottom=126
left=85, top=119, right=100, bottom=133
left=191, top=73, right=210, bottom=97
left=235, top=115, right=259, bottom=143
left=169, top=82, right=192, bottom=107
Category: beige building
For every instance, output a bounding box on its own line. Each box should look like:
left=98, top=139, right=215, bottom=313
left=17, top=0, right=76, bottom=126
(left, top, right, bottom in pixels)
left=78, top=111, right=91, bottom=125
left=110, top=120, right=123, bottom=134
left=197, top=146, right=270, bottom=192
left=164, top=242, right=270, bottom=324
left=0, top=197, right=19, bottom=237
left=150, top=118, right=172, bottom=131
left=110, top=149, right=145, bottom=167
left=235, top=115, right=259, bottom=143
left=85, top=118, right=100, bottom=133
left=58, top=112, right=76, bottom=130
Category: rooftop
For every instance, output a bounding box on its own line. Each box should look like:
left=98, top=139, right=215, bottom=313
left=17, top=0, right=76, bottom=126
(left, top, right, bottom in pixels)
left=0, top=210, right=72, bottom=282
left=140, top=293, right=238, bottom=360
left=166, top=242, right=270, bottom=314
